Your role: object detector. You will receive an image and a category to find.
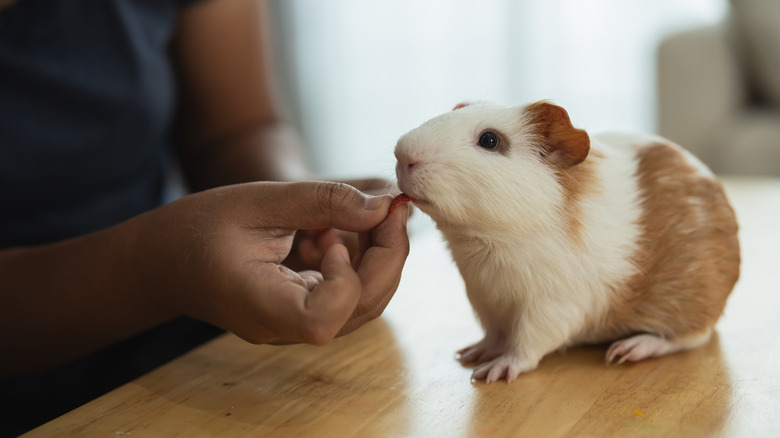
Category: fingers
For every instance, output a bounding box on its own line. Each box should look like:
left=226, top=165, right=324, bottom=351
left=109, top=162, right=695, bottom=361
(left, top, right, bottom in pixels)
left=296, top=269, right=323, bottom=291
left=340, top=203, right=410, bottom=335
left=297, top=244, right=362, bottom=344
left=293, top=227, right=357, bottom=270
left=272, top=201, right=409, bottom=342
left=251, top=204, right=409, bottom=344
left=234, top=244, right=361, bottom=346
left=295, top=236, right=323, bottom=269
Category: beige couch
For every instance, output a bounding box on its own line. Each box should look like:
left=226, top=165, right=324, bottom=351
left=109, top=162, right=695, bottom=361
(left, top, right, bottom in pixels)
left=657, top=0, right=780, bottom=176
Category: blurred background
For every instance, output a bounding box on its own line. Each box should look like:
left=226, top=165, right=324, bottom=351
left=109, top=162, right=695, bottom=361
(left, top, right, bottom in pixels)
left=269, top=0, right=780, bottom=179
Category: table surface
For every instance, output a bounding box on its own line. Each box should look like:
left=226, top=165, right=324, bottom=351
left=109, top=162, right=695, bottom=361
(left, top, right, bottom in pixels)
left=26, top=177, right=780, bottom=437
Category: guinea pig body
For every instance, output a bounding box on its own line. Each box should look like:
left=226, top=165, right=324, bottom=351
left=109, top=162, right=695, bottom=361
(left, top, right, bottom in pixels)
left=394, top=101, right=740, bottom=384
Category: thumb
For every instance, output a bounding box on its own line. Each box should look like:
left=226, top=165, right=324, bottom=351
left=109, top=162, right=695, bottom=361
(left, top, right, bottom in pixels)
left=263, top=182, right=393, bottom=232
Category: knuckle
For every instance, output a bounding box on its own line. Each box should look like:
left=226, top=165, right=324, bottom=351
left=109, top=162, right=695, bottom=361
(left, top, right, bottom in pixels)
left=317, top=182, right=358, bottom=217
left=236, top=329, right=268, bottom=345
left=298, top=318, right=338, bottom=346
left=364, top=308, right=384, bottom=323
left=370, top=298, right=391, bottom=319
left=353, top=297, right=385, bottom=322
left=400, top=236, right=411, bottom=257
left=244, top=334, right=266, bottom=345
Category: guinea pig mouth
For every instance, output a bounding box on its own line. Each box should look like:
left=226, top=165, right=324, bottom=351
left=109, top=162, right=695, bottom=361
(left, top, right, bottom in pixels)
left=395, top=179, right=430, bottom=206
left=408, top=196, right=431, bottom=209
left=402, top=191, right=427, bottom=205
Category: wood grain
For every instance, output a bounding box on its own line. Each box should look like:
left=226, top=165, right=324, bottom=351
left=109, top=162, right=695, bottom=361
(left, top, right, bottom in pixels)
left=24, top=177, right=780, bottom=437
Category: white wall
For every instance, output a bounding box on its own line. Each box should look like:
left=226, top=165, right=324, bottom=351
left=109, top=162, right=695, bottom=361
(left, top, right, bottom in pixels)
left=275, top=0, right=727, bottom=180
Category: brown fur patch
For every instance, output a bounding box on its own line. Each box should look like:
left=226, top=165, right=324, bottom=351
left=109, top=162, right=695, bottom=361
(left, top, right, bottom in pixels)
left=558, top=149, right=605, bottom=244
left=590, top=143, right=740, bottom=342
left=523, top=101, right=598, bottom=244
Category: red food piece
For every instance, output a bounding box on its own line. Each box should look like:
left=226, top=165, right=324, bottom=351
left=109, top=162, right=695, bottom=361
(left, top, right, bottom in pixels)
left=390, top=193, right=413, bottom=213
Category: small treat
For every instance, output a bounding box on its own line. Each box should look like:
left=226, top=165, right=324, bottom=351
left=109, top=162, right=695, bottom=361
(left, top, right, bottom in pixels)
left=390, top=193, right=413, bottom=213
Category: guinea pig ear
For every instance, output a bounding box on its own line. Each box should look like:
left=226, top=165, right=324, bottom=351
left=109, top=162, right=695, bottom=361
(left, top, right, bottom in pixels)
left=452, top=102, right=470, bottom=111
left=524, top=101, right=590, bottom=168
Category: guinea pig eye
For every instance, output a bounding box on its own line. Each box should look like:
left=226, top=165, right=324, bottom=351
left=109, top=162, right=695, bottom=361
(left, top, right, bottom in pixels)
left=478, top=131, right=499, bottom=149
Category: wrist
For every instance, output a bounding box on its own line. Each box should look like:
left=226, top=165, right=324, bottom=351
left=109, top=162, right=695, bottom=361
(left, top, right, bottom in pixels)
left=118, top=211, right=182, bottom=324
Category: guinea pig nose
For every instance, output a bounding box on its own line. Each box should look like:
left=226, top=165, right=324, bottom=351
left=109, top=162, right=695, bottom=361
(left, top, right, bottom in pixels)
left=396, top=155, right=419, bottom=172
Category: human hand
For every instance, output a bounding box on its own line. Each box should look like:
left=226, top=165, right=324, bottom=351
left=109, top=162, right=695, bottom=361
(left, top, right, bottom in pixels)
left=129, top=181, right=410, bottom=345
left=290, top=177, right=403, bottom=270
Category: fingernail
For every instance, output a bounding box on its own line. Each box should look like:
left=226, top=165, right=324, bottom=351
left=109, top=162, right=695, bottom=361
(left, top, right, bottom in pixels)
left=363, top=195, right=386, bottom=210
left=401, top=205, right=409, bottom=226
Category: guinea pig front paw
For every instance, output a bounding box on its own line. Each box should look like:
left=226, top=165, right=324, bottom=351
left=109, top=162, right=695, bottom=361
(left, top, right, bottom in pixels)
left=471, top=353, right=538, bottom=384
left=456, top=332, right=507, bottom=365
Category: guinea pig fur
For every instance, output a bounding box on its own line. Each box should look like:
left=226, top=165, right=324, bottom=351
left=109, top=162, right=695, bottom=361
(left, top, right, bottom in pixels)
left=394, top=101, right=740, bottom=384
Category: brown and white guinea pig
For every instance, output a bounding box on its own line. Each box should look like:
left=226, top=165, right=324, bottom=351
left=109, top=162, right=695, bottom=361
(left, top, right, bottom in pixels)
left=394, top=101, right=740, bottom=384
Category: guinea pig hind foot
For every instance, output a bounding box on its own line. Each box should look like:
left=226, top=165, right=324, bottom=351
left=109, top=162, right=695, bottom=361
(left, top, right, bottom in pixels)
left=605, top=329, right=713, bottom=365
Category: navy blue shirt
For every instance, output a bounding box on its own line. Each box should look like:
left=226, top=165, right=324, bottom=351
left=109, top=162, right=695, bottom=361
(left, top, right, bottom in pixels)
left=0, top=1, right=224, bottom=435
left=0, top=0, right=199, bottom=247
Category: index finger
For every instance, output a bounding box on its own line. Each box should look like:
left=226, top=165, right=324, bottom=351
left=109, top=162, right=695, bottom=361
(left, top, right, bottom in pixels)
left=340, top=203, right=410, bottom=335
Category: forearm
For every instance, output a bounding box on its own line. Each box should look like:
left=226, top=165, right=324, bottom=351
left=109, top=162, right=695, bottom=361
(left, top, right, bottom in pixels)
left=0, top=223, right=176, bottom=376
left=172, top=0, right=315, bottom=191
left=178, top=122, right=313, bottom=191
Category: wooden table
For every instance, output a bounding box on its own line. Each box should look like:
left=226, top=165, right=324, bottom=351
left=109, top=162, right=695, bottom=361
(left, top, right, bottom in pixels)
left=25, top=177, right=780, bottom=437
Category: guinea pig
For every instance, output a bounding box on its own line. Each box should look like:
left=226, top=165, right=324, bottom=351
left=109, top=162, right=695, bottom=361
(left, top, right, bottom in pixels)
left=394, top=101, right=740, bottom=384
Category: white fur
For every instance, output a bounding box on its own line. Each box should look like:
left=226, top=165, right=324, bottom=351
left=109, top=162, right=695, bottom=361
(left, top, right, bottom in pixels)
left=596, top=131, right=715, bottom=179
left=395, top=104, right=650, bottom=382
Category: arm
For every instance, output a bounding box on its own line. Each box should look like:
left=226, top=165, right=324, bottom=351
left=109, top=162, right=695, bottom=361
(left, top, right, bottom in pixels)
left=0, top=183, right=409, bottom=376
left=170, top=0, right=395, bottom=270
left=171, top=0, right=311, bottom=190
left=0, top=229, right=172, bottom=375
